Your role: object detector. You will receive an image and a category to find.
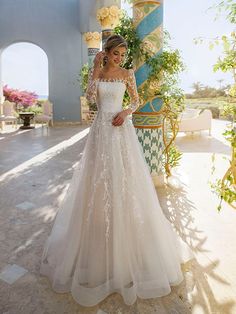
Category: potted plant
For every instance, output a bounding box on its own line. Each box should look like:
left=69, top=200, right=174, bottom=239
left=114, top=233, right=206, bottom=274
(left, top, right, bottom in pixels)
left=3, top=85, right=41, bottom=114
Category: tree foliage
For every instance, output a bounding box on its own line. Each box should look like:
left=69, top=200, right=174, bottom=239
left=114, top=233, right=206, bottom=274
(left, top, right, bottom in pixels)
left=208, top=0, right=236, bottom=210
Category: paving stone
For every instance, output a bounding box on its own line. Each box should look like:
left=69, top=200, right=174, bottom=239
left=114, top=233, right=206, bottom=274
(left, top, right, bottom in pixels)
left=0, top=122, right=236, bottom=313
left=16, top=201, right=35, bottom=211
left=0, top=264, right=28, bottom=284
left=96, top=310, right=107, bottom=314
left=9, top=218, right=27, bottom=225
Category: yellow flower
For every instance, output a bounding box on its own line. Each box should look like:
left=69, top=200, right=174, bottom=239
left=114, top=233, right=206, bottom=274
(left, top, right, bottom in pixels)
left=97, top=7, right=109, bottom=20
left=109, top=5, right=119, bottom=17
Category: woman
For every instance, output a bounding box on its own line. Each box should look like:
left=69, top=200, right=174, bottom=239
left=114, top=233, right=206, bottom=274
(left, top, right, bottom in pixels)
left=40, top=34, right=193, bottom=307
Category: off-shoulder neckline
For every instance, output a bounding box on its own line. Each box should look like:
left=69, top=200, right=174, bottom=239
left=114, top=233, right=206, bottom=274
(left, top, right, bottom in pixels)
left=96, top=69, right=134, bottom=83
left=97, top=78, right=128, bottom=83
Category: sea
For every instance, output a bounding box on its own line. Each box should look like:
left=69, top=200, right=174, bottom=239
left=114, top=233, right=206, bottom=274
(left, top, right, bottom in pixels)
left=38, top=95, right=48, bottom=100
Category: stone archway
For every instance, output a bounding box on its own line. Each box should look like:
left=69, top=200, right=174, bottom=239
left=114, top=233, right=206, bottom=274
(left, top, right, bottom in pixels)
left=1, top=42, right=49, bottom=101
left=0, top=0, right=86, bottom=122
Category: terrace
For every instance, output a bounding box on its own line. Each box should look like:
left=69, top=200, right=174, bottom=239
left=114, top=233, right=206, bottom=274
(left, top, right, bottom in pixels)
left=0, top=119, right=235, bottom=313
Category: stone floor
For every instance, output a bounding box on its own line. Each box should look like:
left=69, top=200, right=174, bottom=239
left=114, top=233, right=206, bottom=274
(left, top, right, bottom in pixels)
left=0, top=120, right=235, bottom=314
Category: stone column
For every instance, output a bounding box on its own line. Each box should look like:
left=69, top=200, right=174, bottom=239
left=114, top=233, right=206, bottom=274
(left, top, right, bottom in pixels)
left=83, top=32, right=101, bottom=67
left=132, top=0, right=164, bottom=186
left=96, top=5, right=122, bottom=47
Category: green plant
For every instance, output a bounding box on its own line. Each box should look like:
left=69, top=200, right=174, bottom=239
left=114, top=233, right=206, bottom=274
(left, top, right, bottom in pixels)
left=114, top=14, right=143, bottom=109
left=213, top=32, right=236, bottom=83
left=19, top=105, right=43, bottom=115
left=210, top=115, right=236, bottom=211
left=144, top=38, right=185, bottom=176
left=114, top=14, right=143, bottom=69
left=207, top=0, right=236, bottom=210
left=115, top=14, right=185, bottom=176
left=79, top=63, right=89, bottom=94
left=162, top=101, right=183, bottom=176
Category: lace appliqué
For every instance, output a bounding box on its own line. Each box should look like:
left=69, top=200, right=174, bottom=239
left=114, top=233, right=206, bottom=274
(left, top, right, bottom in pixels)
left=86, top=67, right=98, bottom=104
left=126, top=69, right=140, bottom=113
left=85, top=67, right=140, bottom=113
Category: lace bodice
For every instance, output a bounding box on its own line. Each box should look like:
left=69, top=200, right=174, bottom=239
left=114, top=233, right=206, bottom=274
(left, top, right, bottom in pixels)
left=86, top=67, right=140, bottom=113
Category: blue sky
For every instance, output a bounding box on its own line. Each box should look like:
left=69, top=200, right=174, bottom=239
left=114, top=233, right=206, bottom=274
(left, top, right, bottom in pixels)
left=1, top=0, right=234, bottom=95
left=163, top=0, right=233, bottom=92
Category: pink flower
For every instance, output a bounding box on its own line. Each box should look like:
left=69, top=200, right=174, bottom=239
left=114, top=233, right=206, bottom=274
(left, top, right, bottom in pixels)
left=3, top=85, right=38, bottom=108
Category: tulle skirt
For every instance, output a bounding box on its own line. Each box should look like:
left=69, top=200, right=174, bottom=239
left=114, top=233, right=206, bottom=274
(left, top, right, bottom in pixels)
left=40, top=110, right=193, bottom=306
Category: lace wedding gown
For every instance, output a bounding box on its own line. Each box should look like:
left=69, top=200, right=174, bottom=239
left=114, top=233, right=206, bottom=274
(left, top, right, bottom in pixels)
left=40, top=69, right=193, bottom=306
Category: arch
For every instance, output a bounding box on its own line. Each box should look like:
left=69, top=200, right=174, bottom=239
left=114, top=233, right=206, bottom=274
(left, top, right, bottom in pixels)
left=0, top=39, right=48, bottom=54
left=1, top=41, right=49, bottom=99
left=0, top=0, right=88, bottom=122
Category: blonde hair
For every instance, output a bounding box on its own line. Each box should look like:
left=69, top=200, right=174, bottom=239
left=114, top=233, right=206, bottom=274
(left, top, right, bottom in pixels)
left=104, top=34, right=128, bottom=52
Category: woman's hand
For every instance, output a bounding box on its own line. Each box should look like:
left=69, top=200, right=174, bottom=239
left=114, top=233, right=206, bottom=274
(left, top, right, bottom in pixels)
left=91, top=51, right=105, bottom=80
left=112, top=111, right=129, bottom=127
left=93, top=51, right=105, bottom=69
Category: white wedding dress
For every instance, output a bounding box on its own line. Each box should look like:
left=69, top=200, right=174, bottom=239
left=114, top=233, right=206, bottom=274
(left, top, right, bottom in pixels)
left=40, top=69, right=193, bottom=307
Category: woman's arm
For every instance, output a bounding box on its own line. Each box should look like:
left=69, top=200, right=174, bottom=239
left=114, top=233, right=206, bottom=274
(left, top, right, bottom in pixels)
left=125, top=69, right=140, bottom=114
left=85, top=67, right=98, bottom=103
left=85, top=52, right=104, bottom=103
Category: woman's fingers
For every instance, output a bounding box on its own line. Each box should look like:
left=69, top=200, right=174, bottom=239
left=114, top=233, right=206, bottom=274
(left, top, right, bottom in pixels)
left=94, top=52, right=105, bottom=66
left=97, top=52, right=105, bottom=61
left=114, top=114, right=123, bottom=121
left=112, top=116, right=124, bottom=126
left=112, top=112, right=125, bottom=126
left=113, top=117, right=121, bottom=123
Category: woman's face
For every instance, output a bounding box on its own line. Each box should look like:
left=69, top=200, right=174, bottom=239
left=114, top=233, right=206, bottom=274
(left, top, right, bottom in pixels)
left=106, top=46, right=127, bottom=67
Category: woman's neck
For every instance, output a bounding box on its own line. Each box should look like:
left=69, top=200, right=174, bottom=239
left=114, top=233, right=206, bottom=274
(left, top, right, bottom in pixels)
left=103, top=63, right=119, bottom=72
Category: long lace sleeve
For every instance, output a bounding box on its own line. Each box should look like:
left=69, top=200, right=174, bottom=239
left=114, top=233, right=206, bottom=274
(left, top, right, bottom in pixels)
left=126, top=69, right=140, bottom=113
left=86, top=67, right=98, bottom=103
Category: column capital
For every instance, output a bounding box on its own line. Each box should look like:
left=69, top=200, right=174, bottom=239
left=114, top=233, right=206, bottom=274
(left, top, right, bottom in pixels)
left=83, top=32, right=101, bottom=48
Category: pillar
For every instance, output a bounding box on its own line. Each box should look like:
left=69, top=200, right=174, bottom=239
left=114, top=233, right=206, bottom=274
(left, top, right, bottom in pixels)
left=96, top=5, right=122, bottom=47
left=83, top=32, right=101, bottom=67
left=132, top=0, right=164, bottom=186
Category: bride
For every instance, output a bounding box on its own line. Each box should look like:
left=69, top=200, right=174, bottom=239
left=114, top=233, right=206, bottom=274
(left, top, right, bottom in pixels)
left=40, top=34, right=193, bottom=307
